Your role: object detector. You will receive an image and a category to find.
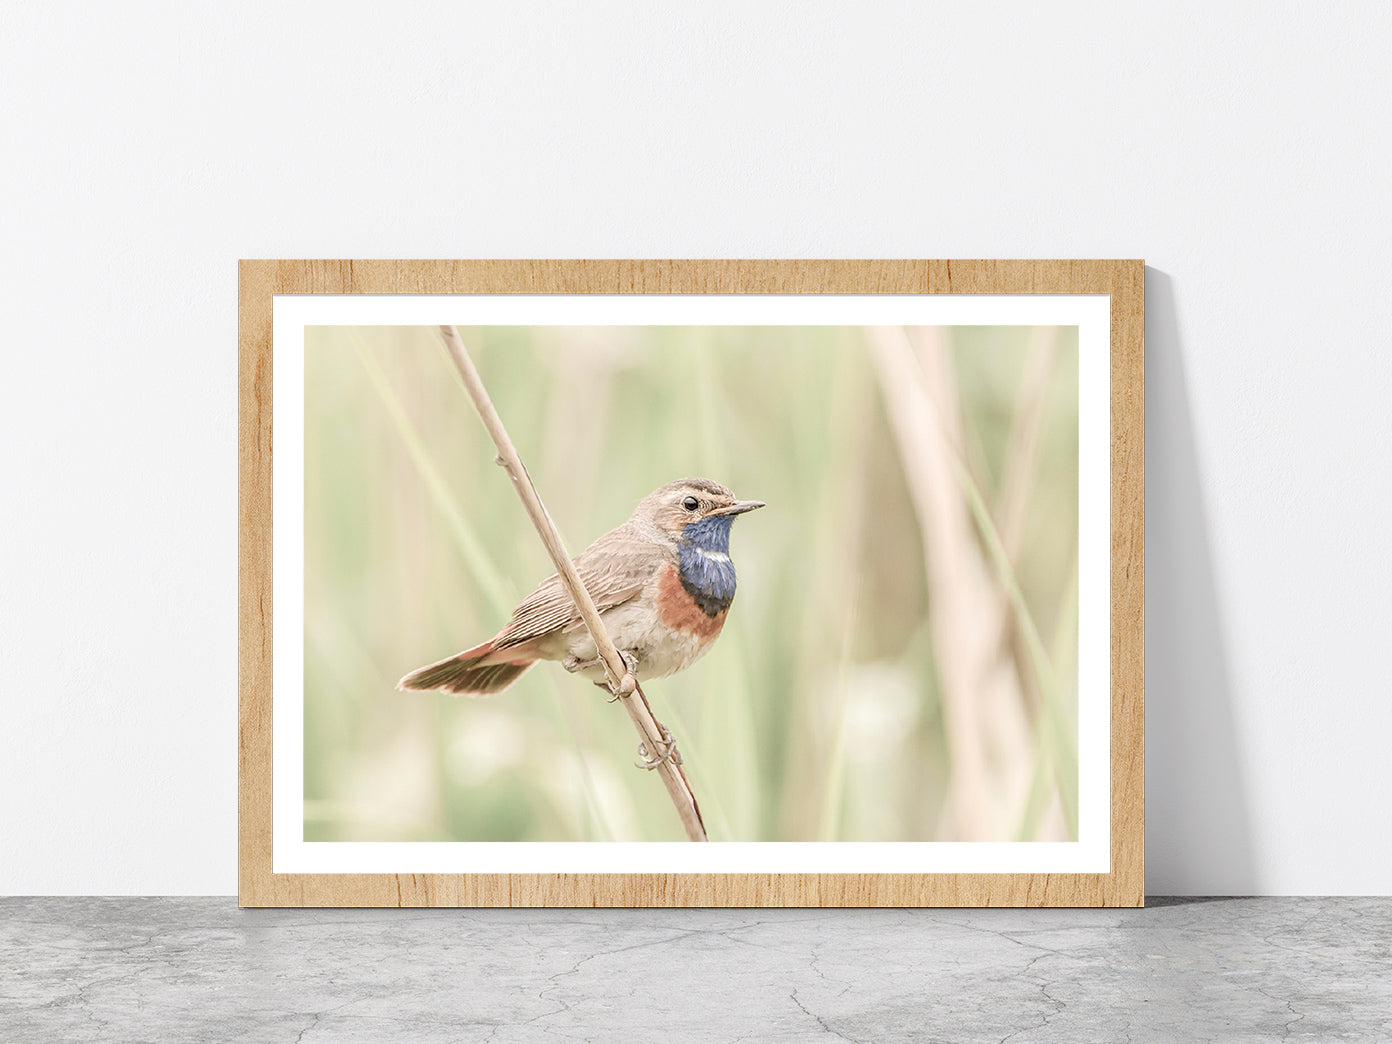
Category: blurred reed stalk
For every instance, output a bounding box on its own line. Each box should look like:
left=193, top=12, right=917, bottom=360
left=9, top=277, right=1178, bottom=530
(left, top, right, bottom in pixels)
left=998, top=327, right=1060, bottom=563
left=993, top=326, right=1074, bottom=840
left=993, top=328, right=1058, bottom=726
left=867, top=326, right=1041, bottom=841
left=436, top=325, right=708, bottom=842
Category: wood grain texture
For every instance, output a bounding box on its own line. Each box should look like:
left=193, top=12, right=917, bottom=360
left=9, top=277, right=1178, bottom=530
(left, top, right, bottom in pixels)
left=238, top=259, right=1144, bottom=908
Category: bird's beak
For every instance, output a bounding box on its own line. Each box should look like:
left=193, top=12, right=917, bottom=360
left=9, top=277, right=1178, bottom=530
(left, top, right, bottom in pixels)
left=715, top=499, right=766, bottom=516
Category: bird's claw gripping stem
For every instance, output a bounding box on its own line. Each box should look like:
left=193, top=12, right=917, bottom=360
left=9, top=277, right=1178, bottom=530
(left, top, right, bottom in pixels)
left=605, top=650, right=640, bottom=702
left=636, top=724, right=681, bottom=770
left=564, top=650, right=639, bottom=700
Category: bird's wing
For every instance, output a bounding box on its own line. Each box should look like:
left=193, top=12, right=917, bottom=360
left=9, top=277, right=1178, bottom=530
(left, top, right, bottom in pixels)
left=493, top=523, right=667, bottom=649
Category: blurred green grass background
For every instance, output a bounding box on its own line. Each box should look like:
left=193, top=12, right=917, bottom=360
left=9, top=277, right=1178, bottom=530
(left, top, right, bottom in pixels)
left=304, top=324, right=1079, bottom=843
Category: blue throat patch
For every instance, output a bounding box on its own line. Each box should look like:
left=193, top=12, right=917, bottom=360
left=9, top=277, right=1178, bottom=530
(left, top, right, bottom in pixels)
left=678, top=515, right=739, bottom=616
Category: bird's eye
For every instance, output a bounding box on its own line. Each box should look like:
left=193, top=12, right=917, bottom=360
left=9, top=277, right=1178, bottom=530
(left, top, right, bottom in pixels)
left=681, top=496, right=699, bottom=511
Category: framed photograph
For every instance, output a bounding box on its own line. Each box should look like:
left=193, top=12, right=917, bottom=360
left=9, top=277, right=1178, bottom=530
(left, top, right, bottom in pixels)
left=239, top=260, right=1143, bottom=906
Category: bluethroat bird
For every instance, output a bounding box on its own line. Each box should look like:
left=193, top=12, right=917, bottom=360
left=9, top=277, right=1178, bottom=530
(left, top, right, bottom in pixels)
left=398, top=478, right=764, bottom=696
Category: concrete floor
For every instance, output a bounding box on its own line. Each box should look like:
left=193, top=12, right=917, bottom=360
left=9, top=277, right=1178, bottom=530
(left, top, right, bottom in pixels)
left=2, top=897, right=1389, bottom=1042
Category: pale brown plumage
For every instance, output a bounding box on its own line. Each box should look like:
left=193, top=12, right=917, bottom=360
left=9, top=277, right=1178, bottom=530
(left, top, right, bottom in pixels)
left=489, top=523, right=666, bottom=651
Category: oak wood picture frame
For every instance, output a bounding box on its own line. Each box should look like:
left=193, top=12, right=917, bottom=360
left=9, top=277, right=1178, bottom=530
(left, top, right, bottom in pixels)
left=238, top=259, right=1144, bottom=907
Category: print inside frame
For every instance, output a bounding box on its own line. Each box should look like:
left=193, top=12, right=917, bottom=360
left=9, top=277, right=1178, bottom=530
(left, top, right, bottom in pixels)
left=238, top=259, right=1144, bottom=907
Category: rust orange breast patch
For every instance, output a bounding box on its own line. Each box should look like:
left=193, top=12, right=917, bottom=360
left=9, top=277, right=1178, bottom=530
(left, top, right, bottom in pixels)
left=655, top=563, right=728, bottom=639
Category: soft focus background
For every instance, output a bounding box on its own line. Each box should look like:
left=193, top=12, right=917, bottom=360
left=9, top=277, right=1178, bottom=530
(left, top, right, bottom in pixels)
left=305, top=325, right=1079, bottom=843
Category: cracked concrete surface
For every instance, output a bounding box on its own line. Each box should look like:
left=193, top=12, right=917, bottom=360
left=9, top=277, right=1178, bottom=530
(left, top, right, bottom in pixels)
left=2, top=898, right=1389, bottom=1042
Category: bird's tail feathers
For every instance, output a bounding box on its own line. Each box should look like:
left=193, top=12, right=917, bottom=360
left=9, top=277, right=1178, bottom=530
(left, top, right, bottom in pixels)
left=397, top=642, right=535, bottom=696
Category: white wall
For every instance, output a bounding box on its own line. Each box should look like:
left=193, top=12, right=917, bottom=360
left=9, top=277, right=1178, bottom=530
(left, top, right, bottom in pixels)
left=2, top=3, right=1387, bottom=896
